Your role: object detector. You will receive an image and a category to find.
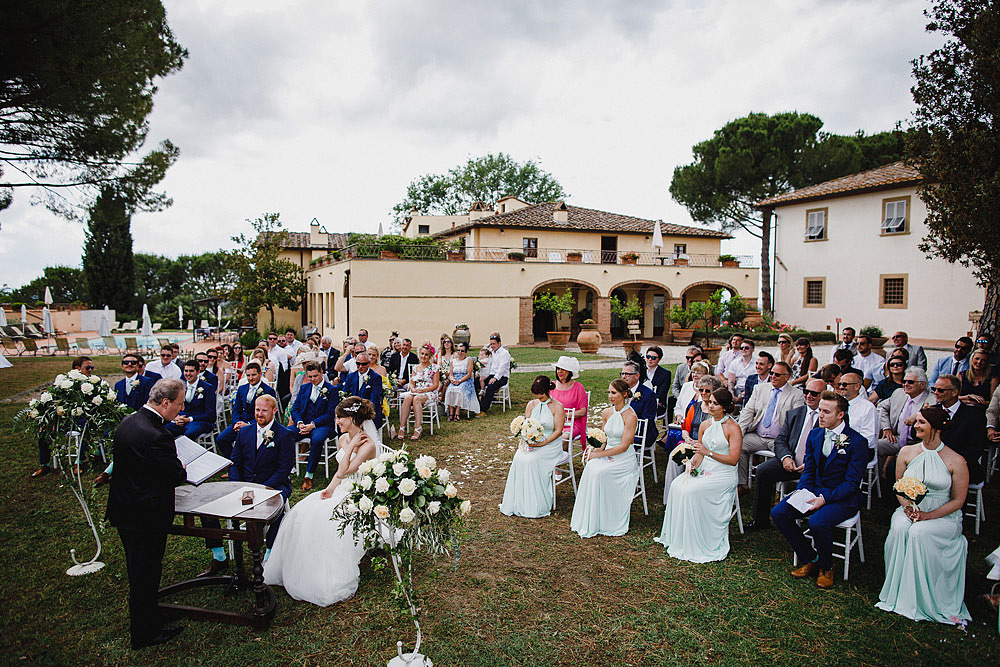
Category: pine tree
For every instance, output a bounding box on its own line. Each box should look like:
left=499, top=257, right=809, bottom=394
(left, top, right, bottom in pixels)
left=83, top=188, right=135, bottom=312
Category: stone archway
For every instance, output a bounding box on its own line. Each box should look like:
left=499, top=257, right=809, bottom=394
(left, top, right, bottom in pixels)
left=608, top=280, right=674, bottom=339
left=523, top=279, right=601, bottom=344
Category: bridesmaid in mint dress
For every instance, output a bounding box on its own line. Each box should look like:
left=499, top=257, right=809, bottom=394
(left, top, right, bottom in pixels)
left=876, top=405, right=971, bottom=625
left=655, top=387, right=741, bottom=562
left=500, top=376, right=566, bottom=518
left=570, top=379, right=640, bottom=538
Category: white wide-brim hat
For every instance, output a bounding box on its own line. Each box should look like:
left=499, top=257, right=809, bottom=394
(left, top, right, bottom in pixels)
left=553, top=355, right=581, bottom=376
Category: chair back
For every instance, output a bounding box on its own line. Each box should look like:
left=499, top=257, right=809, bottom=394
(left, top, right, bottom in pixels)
left=55, top=337, right=70, bottom=353
left=75, top=338, right=91, bottom=350
left=102, top=336, right=119, bottom=352
left=124, top=337, right=140, bottom=353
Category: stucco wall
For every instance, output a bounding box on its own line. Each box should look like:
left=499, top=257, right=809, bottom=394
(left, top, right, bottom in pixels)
left=472, top=227, right=721, bottom=255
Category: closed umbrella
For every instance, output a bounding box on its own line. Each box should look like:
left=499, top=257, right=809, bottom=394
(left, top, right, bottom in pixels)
left=44, top=286, right=53, bottom=305
left=21, top=304, right=27, bottom=324
left=377, top=222, right=384, bottom=238
left=216, top=304, right=222, bottom=327
left=652, top=219, right=663, bottom=251
left=0, top=307, right=7, bottom=327
left=42, top=306, right=53, bottom=335
left=98, top=306, right=111, bottom=337
left=178, top=304, right=183, bottom=329
left=141, top=303, right=153, bottom=338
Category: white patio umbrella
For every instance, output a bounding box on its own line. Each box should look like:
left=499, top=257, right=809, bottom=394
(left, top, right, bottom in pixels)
left=652, top=219, right=664, bottom=252
left=377, top=222, right=384, bottom=238
left=216, top=304, right=222, bottom=326
left=141, top=303, right=153, bottom=337
left=44, top=286, right=53, bottom=305
left=0, top=307, right=7, bottom=327
left=20, top=304, right=27, bottom=324
left=42, top=306, right=54, bottom=334
left=98, top=306, right=111, bottom=337
left=178, top=304, right=183, bottom=329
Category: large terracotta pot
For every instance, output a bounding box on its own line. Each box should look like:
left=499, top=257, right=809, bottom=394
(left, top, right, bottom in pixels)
left=380, top=250, right=399, bottom=259
left=452, top=328, right=471, bottom=347
left=671, top=328, right=694, bottom=345
left=577, top=324, right=602, bottom=354
left=547, top=331, right=571, bottom=350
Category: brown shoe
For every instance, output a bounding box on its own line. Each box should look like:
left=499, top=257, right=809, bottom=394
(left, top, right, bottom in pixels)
left=790, top=561, right=818, bottom=579
left=197, top=558, right=228, bottom=578
left=815, top=568, right=834, bottom=589
left=30, top=465, right=51, bottom=478
left=93, top=471, right=111, bottom=486
left=302, top=477, right=313, bottom=491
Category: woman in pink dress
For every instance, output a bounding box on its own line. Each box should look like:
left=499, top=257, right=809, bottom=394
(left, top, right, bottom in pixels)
left=550, top=356, right=588, bottom=448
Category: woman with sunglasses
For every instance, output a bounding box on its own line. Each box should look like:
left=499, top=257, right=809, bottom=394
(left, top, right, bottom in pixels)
left=231, top=342, right=246, bottom=377
left=869, top=350, right=909, bottom=404
left=436, top=335, right=455, bottom=400
left=776, top=333, right=795, bottom=366
left=959, top=349, right=996, bottom=408
left=662, top=372, right=722, bottom=503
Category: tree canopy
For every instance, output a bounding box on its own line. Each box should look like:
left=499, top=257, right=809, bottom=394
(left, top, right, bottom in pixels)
left=230, top=213, right=304, bottom=331
left=0, top=0, right=186, bottom=220
left=390, top=153, right=567, bottom=226
left=8, top=266, right=87, bottom=304
left=907, top=0, right=1000, bottom=345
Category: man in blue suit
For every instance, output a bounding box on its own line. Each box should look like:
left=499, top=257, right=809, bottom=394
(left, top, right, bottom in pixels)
left=194, top=352, right=219, bottom=389
left=929, top=336, right=972, bottom=385
left=343, top=351, right=384, bottom=429
left=165, top=361, right=216, bottom=438
left=642, top=346, right=672, bottom=419
left=115, top=353, right=156, bottom=411
left=198, top=393, right=295, bottom=576
left=623, top=360, right=658, bottom=447
left=215, top=362, right=275, bottom=457
left=771, top=391, right=868, bottom=590
left=291, top=361, right=338, bottom=491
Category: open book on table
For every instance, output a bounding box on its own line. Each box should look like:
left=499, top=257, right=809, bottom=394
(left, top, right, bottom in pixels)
left=175, top=435, right=231, bottom=485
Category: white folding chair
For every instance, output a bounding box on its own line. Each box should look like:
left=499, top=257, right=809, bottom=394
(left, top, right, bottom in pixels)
left=793, top=512, right=864, bottom=580
left=861, top=457, right=882, bottom=510
left=497, top=383, right=512, bottom=412
left=552, top=407, right=578, bottom=508
left=749, top=449, right=774, bottom=488
left=634, top=418, right=658, bottom=483
left=731, top=492, right=744, bottom=534
left=985, top=444, right=999, bottom=484
left=965, top=482, right=986, bottom=535
left=294, top=436, right=337, bottom=478
left=406, top=399, right=441, bottom=435
left=631, top=419, right=650, bottom=515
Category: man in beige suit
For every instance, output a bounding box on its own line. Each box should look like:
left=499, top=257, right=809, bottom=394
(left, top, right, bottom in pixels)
left=876, top=366, right=929, bottom=477
left=737, top=361, right=805, bottom=489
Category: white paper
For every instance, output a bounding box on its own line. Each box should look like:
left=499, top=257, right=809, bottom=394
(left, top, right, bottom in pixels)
left=174, top=435, right=232, bottom=485
left=192, top=486, right=282, bottom=518
left=787, top=488, right=818, bottom=513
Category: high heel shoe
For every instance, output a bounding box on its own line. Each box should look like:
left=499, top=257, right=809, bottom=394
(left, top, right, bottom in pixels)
left=396, top=429, right=406, bottom=440
left=411, top=427, right=422, bottom=440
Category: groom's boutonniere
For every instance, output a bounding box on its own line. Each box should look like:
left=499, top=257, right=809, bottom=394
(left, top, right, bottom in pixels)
left=338, top=390, right=348, bottom=400
left=319, top=386, right=328, bottom=397
left=836, top=433, right=850, bottom=454
left=196, top=386, right=204, bottom=397
left=263, top=429, right=274, bottom=448
left=130, top=378, right=140, bottom=389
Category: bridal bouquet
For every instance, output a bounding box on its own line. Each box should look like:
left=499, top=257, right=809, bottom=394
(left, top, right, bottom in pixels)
left=893, top=476, right=928, bottom=507
left=510, top=415, right=545, bottom=452
left=585, top=428, right=607, bottom=450
left=670, top=441, right=702, bottom=477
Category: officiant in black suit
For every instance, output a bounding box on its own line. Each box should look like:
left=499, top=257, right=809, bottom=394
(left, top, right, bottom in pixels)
left=105, top=379, right=188, bottom=650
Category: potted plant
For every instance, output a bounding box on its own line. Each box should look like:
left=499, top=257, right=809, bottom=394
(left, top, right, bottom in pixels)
left=610, top=295, right=643, bottom=351
left=567, top=251, right=583, bottom=263
left=577, top=318, right=602, bottom=354
left=668, top=304, right=697, bottom=345
left=718, top=253, right=739, bottom=267
left=533, top=290, right=575, bottom=349
left=673, top=254, right=689, bottom=266
left=379, top=235, right=406, bottom=259
left=620, top=251, right=640, bottom=265
left=452, top=323, right=471, bottom=347
left=507, top=251, right=526, bottom=262
left=860, top=325, right=887, bottom=349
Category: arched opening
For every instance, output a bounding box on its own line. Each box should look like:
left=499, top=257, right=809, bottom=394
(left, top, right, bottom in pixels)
left=608, top=281, right=673, bottom=340
left=530, top=280, right=599, bottom=342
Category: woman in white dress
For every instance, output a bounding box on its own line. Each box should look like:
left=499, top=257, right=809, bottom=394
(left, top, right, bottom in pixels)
left=569, top=379, right=640, bottom=538
left=264, top=397, right=378, bottom=607
left=444, top=342, right=479, bottom=421
left=499, top=375, right=566, bottom=517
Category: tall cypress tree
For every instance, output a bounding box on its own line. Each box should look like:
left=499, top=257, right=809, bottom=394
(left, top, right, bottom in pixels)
left=83, top=188, right=135, bottom=312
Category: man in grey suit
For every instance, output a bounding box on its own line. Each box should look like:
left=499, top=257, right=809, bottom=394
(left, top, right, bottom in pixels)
left=747, top=378, right=825, bottom=530
left=876, top=366, right=930, bottom=477
left=737, top=361, right=804, bottom=488
left=891, top=331, right=927, bottom=370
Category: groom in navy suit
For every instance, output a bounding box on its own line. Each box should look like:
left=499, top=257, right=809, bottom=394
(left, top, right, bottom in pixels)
left=290, top=361, right=338, bottom=491
left=342, top=351, right=384, bottom=429
left=771, top=391, right=867, bottom=590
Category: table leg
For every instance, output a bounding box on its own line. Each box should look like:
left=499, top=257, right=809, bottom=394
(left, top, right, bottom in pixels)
left=246, top=520, right=273, bottom=630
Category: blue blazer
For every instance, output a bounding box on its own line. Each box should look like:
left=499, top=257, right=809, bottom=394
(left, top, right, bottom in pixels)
left=180, top=379, right=216, bottom=424
left=143, top=370, right=162, bottom=382
left=231, top=382, right=276, bottom=424
left=797, top=424, right=868, bottom=510
left=744, top=372, right=763, bottom=398
left=343, top=371, right=385, bottom=428
left=114, top=375, right=155, bottom=411
left=646, top=366, right=672, bottom=414
left=929, top=355, right=969, bottom=386
left=229, top=421, right=295, bottom=499
left=290, top=381, right=337, bottom=428
left=629, top=382, right=659, bottom=445
left=199, top=370, right=219, bottom=389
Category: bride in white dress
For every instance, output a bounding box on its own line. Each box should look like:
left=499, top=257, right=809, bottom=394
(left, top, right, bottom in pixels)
left=264, top=397, right=379, bottom=607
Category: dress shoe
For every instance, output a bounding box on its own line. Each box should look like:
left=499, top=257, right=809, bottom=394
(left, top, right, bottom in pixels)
left=790, top=561, right=818, bottom=579
left=30, top=465, right=51, bottom=478
left=745, top=520, right=770, bottom=532
left=815, top=568, right=835, bottom=589
left=478, top=412, right=487, bottom=417
left=93, top=471, right=111, bottom=486
left=132, top=625, right=183, bottom=650
left=197, top=558, right=229, bottom=578
left=302, top=478, right=313, bottom=491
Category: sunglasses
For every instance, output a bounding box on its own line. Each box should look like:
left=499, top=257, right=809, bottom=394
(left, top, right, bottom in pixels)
left=803, top=389, right=822, bottom=397
left=207, top=355, right=217, bottom=360
left=740, top=346, right=752, bottom=351
left=698, top=388, right=711, bottom=394
left=620, top=372, right=638, bottom=377
left=356, top=361, right=369, bottom=366
left=122, top=360, right=137, bottom=365
left=83, top=366, right=95, bottom=372
left=646, top=354, right=659, bottom=360
left=888, top=362, right=904, bottom=367
left=685, top=355, right=696, bottom=360
left=836, top=381, right=859, bottom=388
left=160, top=354, right=171, bottom=358
left=770, top=371, right=788, bottom=377
left=901, top=379, right=919, bottom=386
left=930, top=387, right=955, bottom=393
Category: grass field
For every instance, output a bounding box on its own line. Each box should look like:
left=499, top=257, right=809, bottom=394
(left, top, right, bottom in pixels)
left=507, top=346, right=618, bottom=365
left=1, top=357, right=997, bottom=666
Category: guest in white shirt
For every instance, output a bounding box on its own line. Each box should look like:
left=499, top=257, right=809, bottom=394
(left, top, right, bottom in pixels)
left=829, top=327, right=859, bottom=362
left=716, top=333, right=745, bottom=382
left=146, top=349, right=182, bottom=380
left=283, top=329, right=304, bottom=355
left=836, top=371, right=877, bottom=459
left=736, top=361, right=805, bottom=487
left=853, top=334, right=885, bottom=389
left=478, top=332, right=511, bottom=415
left=726, top=339, right=757, bottom=400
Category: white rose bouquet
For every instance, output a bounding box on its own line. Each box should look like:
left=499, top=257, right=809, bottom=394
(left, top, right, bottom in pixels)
left=511, top=416, right=546, bottom=452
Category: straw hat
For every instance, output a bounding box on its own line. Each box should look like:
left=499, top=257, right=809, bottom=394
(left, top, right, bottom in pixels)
left=553, top=355, right=581, bottom=377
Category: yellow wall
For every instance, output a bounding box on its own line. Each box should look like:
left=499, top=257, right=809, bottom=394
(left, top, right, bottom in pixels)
left=471, top=227, right=721, bottom=255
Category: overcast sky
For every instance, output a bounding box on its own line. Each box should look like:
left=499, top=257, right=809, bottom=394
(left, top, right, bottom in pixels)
left=1, top=0, right=942, bottom=288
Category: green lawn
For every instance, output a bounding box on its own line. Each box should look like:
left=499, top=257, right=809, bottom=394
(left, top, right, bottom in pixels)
left=508, top=346, right=618, bottom=365
left=1, top=360, right=998, bottom=665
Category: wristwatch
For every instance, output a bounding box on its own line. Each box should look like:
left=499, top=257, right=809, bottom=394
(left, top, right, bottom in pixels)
left=707, top=451, right=714, bottom=458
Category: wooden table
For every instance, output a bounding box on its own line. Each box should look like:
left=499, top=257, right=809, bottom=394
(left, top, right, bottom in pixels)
left=158, top=481, right=283, bottom=630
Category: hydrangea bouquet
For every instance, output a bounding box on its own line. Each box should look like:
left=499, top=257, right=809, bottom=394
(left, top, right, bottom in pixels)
left=510, top=415, right=545, bottom=452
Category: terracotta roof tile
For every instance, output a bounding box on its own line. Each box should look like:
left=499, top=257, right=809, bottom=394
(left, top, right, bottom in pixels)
left=756, top=161, right=922, bottom=207
left=432, top=201, right=730, bottom=239
left=262, top=231, right=349, bottom=249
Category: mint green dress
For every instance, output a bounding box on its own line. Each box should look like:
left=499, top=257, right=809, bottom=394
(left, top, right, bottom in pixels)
left=570, top=405, right=640, bottom=538
left=876, top=443, right=971, bottom=624
left=499, top=399, right=562, bottom=518
left=655, top=415, right=738, bottom=562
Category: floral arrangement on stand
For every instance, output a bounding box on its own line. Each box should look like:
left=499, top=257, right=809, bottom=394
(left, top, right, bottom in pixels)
left=15, top=369, right=131, bottom=575
left=510, top=415, right=545, bottom=453
left=331, top=448, right=469, bottom=666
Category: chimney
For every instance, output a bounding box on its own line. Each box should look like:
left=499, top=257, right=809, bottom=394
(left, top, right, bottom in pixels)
left=309, top=218, right=324, bottom=245
left=553, top=201, right=569, bottom=224
left=469, top=201, right=488, bottom=221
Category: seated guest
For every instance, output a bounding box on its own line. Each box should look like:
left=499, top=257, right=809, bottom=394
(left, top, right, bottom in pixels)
left=147, top=348, right=182, bottom=380
left=115, top=353, right=156, bottom=411
left=194, top=352, right=218, bottom=389
left=622, top=360, right=658, bottom=449
left=662, top=374, right=722, bottom=502
left=726, top=339, right=756, bottom=400
left=291, top=361, right=338, bottom=491
left=836, top=372, right=877, bottom=458
left=975, top=332, right=1000, bottom=377
left=776, top=333, right=795, bottom=366
left=829, top=327, right=859, bottom=361
left=478, top=332, right=511, bottom=415
left=816, top=364, right=842, bottom=391
left=643, top=346, right=672, bottom=418
left=737, top=361, right=804, bottom=489
left=499, top=376, right=566, bottom=518
left=716, top=334, right=745, bottom=383
left=475, top=345, right=492, bottom=394
left=853, top=334, right=885, bottom=389
left=387, top=338, right=419, bottom=386
left=165, top=361, right=216, bottom=439
left=342, top=352, right=385, bottom=429
left=655, top=387, right=741, bottom=562
left=318, top=336, right=340, bottom=380
left=891, top=330, right=927, bottom=370
left=959, top=349, right=996, bottom=409
left=207, top=346, right=231, bottom=385
left=379, top=333, right=397, bottom=369
left=669, top=346, right=703, bottom=421
left=831, top=348, right=864, bottom=381
left=744, top=351, right=774, bottom=399
left=876, top=405, right=971, bottom=625
left=169, top=343, right=186, bottom=375
left=666, top=364, right=713, bottom=451
left=215, top=362, right=275, bottom=457
left=444, top=342, right=480, bottom=422
left=397, top=344, right=439, bottom=440
left=137, top=355, right=161, bottom=382
left=436, top=334, right=455, bottom=398
left=747, top=378, right=827, bottom=531
left=550, top=356, right=586, bottom=445
left=929, top=336, right=973, bottom=386
left=987, top=383, right=1000, bottom=445
left=570, top=380, right=640, bottom=538
left=199, top=394, right=295, bottom=575
left=334, top=341, right=365, bottom=381
left=772, top=391, right=868, bottom=589
left=364, top=344, right=392, bottom=424
left=248, top=346, right=276, bottom=385
left=876, top=367, right=930, bottom=478
left=789, top=338, right=817, bottom=388
left=869, top=350, right=909, bottom=404
left=932, top=374, right=987, bottom=484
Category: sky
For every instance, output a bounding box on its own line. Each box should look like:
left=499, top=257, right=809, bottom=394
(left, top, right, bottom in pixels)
left=0, top=0, right=943, bottom=289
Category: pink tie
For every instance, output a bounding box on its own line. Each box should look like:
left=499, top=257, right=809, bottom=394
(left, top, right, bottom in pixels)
left=898, top=398, right=915, bottom=446
left=795, top=411, right=817, bottom=466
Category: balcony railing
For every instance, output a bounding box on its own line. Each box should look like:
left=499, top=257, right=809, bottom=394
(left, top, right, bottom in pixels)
left=320, top=245, right=758, bottom=268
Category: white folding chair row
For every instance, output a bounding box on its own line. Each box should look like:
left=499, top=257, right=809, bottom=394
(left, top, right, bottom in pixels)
left=792, top=512, right=864, bottom=580
left=552, top=407, right=579, bottom=509
left=965, top=481, right=985, bottom=535
left=861, top=457, right=882, bottom=509
left=632, top=419, right=650, bottom=515
left=293, top=436, right=338, bottom=478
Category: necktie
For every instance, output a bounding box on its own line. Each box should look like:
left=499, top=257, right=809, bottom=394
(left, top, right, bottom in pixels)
left=310, top=383, right=320, bottom=402
left=125, top=378, right=132, bottom=396
left=185, top=384, right=195, bottom=402
left=898, top=397, right=915, bottom=446
left=795, top=410, right=817, bottom=466
left=762, top=387, right=780, bottom=428
left=822, top=429, right=836, bottom=457
left=952, top=359, right=959, bottom=375
left=256, top=428, right=264, bottom=449
left=247, top=385, right=257, bottom=403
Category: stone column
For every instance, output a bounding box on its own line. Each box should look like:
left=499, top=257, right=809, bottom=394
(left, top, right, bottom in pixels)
left=596, top=296, right=611, bottom=340
left=518, top=296, right=534, bottom=345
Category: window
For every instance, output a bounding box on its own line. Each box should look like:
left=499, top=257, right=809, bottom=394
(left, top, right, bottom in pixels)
left=417, top=224, right=430, bottom=235
left=879, top=274, right=908, bottom=309
left=805, top=208, right=827, bottom=241
left=880, top=196, right=909, bottom=235
left=803, top=277, right=825, bottom=308
left=522, top=237, right=538, bottom=258
left=673, top=243, right=687, bottom=256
